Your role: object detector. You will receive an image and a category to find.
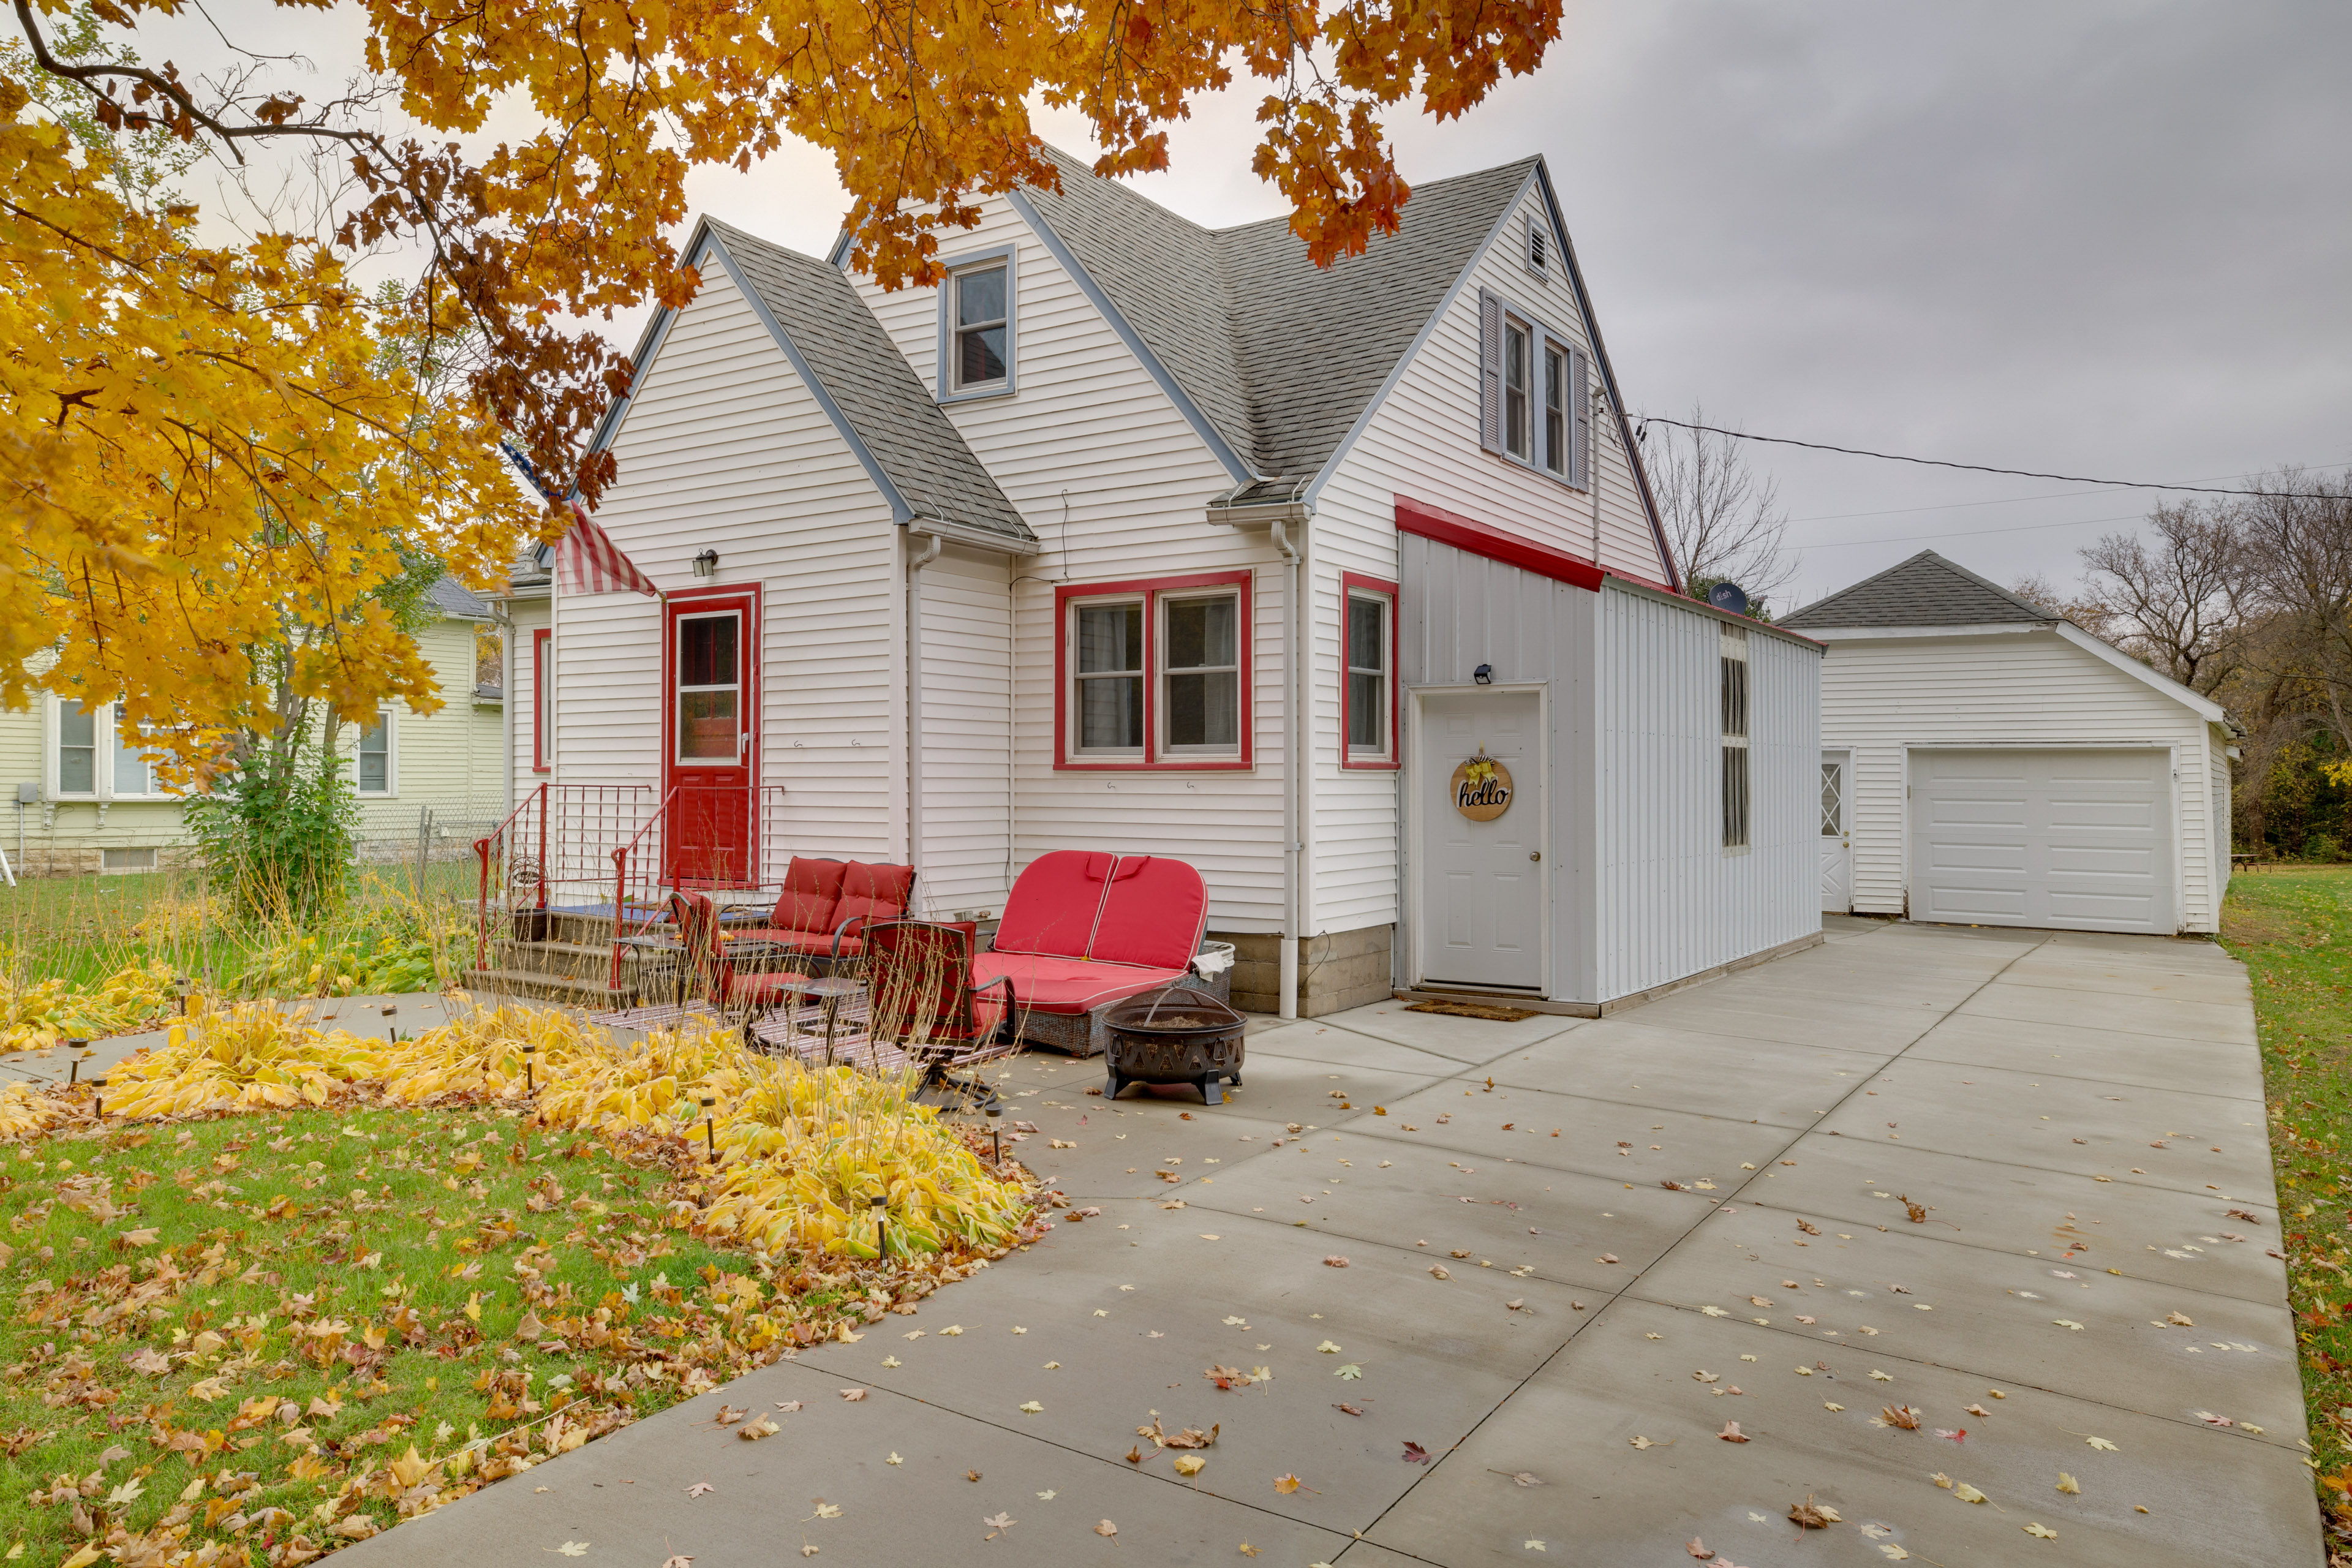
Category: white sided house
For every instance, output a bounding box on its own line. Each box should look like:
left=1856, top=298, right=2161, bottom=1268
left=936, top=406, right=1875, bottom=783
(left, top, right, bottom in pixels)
left=1783, top=551, right=2233, bottom=935
left=517, top=149, right=1824, bottom=1017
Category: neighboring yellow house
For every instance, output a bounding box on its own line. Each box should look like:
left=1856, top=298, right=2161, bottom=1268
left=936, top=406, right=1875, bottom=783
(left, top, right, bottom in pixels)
left=0, top=579, right=508, bottom=878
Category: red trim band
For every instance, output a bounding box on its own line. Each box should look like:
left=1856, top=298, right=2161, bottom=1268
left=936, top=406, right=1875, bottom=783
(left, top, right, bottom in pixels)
left=530, top=627, right=552, bottom=774
left=1394, top=496, right=1604, bottom=592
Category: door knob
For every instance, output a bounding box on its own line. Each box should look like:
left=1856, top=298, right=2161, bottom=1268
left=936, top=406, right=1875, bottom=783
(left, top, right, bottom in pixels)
left=1529, top=852, right=1540, bottom=862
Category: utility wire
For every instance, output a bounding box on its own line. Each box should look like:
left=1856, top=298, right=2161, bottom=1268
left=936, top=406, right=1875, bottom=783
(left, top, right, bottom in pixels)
left=1637, top=417, right=2346, bottom=500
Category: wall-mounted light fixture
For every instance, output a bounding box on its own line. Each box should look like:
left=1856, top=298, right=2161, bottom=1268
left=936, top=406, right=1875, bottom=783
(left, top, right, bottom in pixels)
left=692, top=549, right=720, bottom=579
left=1472, top=663, right=1494, bottom=686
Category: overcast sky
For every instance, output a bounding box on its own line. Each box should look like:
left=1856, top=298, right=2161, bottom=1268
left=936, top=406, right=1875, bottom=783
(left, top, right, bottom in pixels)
left=141, top=1, right=2352, bottom=608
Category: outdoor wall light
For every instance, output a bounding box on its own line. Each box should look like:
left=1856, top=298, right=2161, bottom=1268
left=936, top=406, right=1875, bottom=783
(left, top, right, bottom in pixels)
left=692, top=549, right=720, bottom=578
left=1473, top=664, right=1494, bottom=685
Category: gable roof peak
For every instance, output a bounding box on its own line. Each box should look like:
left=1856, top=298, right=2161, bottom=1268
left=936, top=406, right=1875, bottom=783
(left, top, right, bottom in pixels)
left=1781, top=548, right=2062, bottom=630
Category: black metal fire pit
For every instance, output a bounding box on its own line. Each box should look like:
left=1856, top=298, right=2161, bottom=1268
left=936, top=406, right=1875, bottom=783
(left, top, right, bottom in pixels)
left=1102, top=986, right=1246, bottom=1105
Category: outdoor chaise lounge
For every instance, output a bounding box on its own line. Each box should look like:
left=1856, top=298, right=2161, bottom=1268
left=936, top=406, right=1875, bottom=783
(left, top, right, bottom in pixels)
left=730, top=856, right=916, bottom=965
left=972, top=851, right=1215, bottom=1057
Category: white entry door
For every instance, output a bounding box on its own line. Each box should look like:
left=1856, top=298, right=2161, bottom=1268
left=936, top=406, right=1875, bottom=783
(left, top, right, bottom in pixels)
left=1819, top=752, right=1851, bottom=913
left=1417, top=690, right=1544, bottom=990
left=1909, top=747, right=2174, bottom=933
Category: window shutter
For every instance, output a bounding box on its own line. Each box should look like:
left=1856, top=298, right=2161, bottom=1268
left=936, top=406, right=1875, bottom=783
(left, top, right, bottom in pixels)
left=1570, top=347, right=1593, bottom=489
left=1478, top=290, right=1504, bottom=454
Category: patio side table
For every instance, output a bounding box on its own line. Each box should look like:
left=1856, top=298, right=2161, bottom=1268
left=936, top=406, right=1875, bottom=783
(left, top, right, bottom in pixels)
left=768, top=974, right=866, bottom=1065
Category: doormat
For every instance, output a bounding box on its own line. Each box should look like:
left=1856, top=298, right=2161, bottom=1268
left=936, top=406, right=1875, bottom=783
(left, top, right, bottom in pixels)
left=1404, top=1000, right=1542, bottom=1022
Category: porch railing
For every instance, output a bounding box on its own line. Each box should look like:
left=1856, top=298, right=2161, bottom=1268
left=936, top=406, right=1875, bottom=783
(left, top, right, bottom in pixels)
left=472, top=783, right=660, bottom=973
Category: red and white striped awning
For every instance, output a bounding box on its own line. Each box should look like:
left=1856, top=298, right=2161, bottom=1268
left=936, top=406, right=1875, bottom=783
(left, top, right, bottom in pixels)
left=556, top=500, right=660, bottom=598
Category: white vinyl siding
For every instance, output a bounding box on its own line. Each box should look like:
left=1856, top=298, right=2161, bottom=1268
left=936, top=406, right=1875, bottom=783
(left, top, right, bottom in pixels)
left=1327, top=179, right=1665, bottom=584
left=1819, top=628, right=2223, bottom=933
left=915, top=544, right=1014, bottom=916
left=570, top=262, right=902, bottom=866
left=846, top=202, right=1289, bottom=932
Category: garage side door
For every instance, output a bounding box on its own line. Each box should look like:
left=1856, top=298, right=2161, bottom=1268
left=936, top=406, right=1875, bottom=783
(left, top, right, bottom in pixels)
left=1910, top=748, right=2173, bottom=933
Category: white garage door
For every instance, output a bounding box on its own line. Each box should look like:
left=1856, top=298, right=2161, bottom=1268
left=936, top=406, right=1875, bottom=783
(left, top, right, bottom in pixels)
left=1910, top=748, right=2174, bottom=933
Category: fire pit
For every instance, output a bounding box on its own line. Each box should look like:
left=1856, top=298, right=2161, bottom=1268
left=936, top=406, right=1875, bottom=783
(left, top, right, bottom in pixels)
left=1102, top=986, right=1246, bottom=1105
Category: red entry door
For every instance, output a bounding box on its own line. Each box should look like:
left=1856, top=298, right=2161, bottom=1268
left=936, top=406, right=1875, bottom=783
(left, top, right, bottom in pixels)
left=663, top=589, right=758, bottom=887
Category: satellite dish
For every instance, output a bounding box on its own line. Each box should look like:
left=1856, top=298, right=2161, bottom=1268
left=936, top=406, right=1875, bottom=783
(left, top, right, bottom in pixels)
left=1707, top=581, right=1750, bottom=616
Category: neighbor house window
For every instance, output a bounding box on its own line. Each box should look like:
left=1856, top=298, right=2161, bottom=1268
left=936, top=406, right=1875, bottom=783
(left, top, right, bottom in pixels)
left=1542, top=345, right=1567, bottom=477
left=1721, top=624, right=1749, bottom=850
left=111, top=707, right=156, bottom=797
left=939, top=251, right=1016, bottom=399
left=532, top=627, right=552, bottom=773
left=1058, top=572, right=1253, bottom=768
left=1342, top=576, right=1398, bottom=768
left=56, top=701, right=97, bottom=796
left=356, top=714, right=393, bottom=795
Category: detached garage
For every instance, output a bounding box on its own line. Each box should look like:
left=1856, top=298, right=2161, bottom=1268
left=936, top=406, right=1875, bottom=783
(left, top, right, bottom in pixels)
left=1782, top=551, right=2234, bottom=935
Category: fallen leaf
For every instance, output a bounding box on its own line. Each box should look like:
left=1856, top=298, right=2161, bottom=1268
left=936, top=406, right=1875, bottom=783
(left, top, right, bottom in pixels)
left=1429, top=1265, right=1450, bottom=1280
left=1019, top=1401, right=1044, bottom=1414
left=1401, top=1442, right=1430, bottom=1464
left=1869, top=1370, right=1894, bottom=1382
left=1316, top=1340, right=1343, bottom=1353
left=1174, top=1455, right=1206, bottom=1477
left=1717, top=1422, right=1749, bottom=1443
left=1789, top=1495, right=1841, bottom=1529
left=2084, top=1436, right=2119, bottom=1452
left=1686, top=1540, right=1711, bottom=1560
left=1880, top=1406, right=1921, bottom=1430
left=1335, top=1364, right=1362, bottom=1380
left=1275, top=1474, right=1304, bottom=1494
left=808, top=1502, right=843, bottom=1520
left=2052, top=1319, right=2084, bottom=1332
left=2056, top=1472, right=2080, bottom=1495
left=2023, top=1523, right=2058, bottom=1539
left=777, top=1401, right=804, bottom=1413
left=1629, top=1436, right=1655, bottom=1450
left=839, top=1389, right=868, bottom=1402
left=983, top=1512, right=1016, bottom=1529
left=1879, top=1547, right=1910, bottom=1561
left=554, top=1545, right=590, bottom=1558
left=685, top=1482, right=715, bottom=1498
left=1503, top=1471, right=1543, bottom=1487
left=740, top=1415, right=780, bottom=1441
left=1036, top=1490, right=1056, bottom=1499
left=1966, top=1404, right=1991, bottom=1417
left=1953, top=1482, right=1988, bottom=1504
left=126, top=1347, right=171, bottom=1376
left=1095, top=1520, right=1118, bottom=1538
left=1323, top=1256, right=1350, bottom=1268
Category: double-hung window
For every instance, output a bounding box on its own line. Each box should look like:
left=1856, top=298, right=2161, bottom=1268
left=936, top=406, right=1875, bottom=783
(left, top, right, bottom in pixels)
left=938, top=250, right=1016, bottom=400
left=532, top=627, right=552, bottom=773
left=1480, top=290, right=1590, bottom=489
left=356, top=714, right=394, bottom=796
left=112, top=707, right=159, bottom=797
left=1721, top=624, right=1750, bottom=850
left=1060, top=573, right=1252, bottom=768
left=1342, top=575, right=1398, bottom=768
left=56, top=701, right=97, bottom=796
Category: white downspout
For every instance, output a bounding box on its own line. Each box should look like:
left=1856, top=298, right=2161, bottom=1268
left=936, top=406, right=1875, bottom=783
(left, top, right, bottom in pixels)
left=907, top=530, right=944, bottom=894
left=1271, top=515, right=1305, bottom=1019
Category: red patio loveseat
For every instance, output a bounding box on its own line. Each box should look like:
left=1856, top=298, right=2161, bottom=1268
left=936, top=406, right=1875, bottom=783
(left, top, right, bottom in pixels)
left=729, top=856, right=916, bottom=966
left=973, top=851, right=1218, bottom=1057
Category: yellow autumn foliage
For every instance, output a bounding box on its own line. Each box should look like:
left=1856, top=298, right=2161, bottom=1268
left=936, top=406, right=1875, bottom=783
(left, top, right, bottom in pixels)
left=0, top=1082, right=61, bottom=1140
left=374, top=1004, right=595, bottom=1104
left=0, top=960, right=178, bottom=1052
left=530, top=1020, right=756, bottom=1136
left=102, top=1001, right=382, bottom=1118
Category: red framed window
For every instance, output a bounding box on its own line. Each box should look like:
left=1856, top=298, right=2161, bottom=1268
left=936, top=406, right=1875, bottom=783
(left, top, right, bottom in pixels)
left=1055, top=571, right=1253, bottom=770
left=1341, top=573, right=1399, bottom=769
left=531, top=627, right=552, bottom=774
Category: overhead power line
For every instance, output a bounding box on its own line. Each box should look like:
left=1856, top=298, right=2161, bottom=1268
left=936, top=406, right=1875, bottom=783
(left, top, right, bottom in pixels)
left=1637, top=418, right=2346, bottom=500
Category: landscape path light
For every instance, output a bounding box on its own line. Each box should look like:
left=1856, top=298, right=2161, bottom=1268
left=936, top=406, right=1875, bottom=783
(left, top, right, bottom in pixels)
left=66, top=1039, right=88, bottom=1084
left=523, top=1041, right=537, bottom=1093
left=987, top=1104, right=1002, bottom=1164
left=872, top=1193, right=888, bottom=1259
left=700, top=1095, right=717, bottom=1160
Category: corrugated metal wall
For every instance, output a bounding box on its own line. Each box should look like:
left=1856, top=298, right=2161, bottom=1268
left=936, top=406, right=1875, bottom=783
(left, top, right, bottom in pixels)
left=1593, top=586, right=1820, bottom=1001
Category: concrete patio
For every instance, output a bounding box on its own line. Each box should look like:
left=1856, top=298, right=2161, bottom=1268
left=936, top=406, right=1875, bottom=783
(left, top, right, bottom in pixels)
left=344, top=918, right=2318, bottom=1567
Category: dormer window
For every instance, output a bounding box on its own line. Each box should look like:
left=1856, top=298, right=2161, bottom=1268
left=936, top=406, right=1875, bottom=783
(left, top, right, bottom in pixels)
left=938, top=248, right=1017, bottom=401
left=1525, top=214, right=1550, bottom=276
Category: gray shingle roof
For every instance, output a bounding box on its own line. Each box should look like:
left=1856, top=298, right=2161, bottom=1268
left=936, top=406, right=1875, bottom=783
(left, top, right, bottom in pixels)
left=704, top=221, right=1033, bottom=545
left=1020, top=149, right=1536, bottom=481
left=426, top=576, right=494, bottom=620
left=1780, top=550, right=2061, bottom=630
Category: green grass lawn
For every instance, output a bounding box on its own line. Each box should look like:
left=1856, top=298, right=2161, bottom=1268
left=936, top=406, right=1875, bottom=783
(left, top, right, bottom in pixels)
left=0, top=1103, right=887, bottom=1565
left=2217, top=864, right=2352, bottom=1540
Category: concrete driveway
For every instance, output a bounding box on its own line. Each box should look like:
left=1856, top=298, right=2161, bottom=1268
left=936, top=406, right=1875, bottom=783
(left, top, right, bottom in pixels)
left=346, top=919, right=2318, bottom=1567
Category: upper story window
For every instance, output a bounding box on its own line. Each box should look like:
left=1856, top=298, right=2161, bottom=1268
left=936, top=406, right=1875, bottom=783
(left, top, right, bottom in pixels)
left=1479, top=290, right=1591, bottom=490
left=938, top=249, right=1017, bottom=402
left=1721, top=624, right=1750, bottom=851
left=1058, top=572, right=1253, bottom=769
left=1343, top=575, right=1399, bottom=769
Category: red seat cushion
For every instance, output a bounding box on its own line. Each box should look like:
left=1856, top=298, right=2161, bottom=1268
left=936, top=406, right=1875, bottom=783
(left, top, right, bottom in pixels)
left=1088, top=855, right=1208, bottom=971
left=971, top=952, right=1187, bottom=1014
left=833, top=861, right=916, bottom=933
left=768, top=857, right=847, bottom=937
left=993, top=850, right=1114, bottom=959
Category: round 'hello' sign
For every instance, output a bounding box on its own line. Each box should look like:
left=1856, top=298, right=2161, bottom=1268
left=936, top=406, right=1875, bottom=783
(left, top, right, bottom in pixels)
left=1451, top=753, right=1514, bottom=821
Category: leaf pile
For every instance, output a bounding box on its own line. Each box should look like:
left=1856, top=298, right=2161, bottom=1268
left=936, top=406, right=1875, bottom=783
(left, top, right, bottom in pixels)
left=105, top=1003, right=383, bottom=1118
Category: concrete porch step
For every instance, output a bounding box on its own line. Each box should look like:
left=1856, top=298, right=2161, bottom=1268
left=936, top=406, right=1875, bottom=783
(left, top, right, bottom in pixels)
left=489, top=938, right=623, bottom=979
left=463, top=967, right=637, bottom=1008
